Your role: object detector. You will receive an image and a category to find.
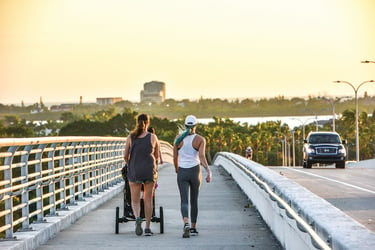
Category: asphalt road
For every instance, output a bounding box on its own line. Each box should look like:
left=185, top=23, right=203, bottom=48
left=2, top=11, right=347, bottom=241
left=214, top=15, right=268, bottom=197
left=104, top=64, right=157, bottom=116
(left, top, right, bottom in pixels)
left=269, top=163, right=375, bottom=233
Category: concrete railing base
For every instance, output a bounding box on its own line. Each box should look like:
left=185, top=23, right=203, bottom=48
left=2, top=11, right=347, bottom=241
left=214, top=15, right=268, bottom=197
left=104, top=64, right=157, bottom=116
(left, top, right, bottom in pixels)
left=213, top=152, right=375, bottom=250
left=1, top=182, right=124, bottom=250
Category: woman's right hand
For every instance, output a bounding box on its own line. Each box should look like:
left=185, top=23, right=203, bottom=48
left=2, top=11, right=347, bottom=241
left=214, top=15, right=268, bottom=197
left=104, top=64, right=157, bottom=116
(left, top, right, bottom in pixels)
left=205, top=171, right=212, bottom=183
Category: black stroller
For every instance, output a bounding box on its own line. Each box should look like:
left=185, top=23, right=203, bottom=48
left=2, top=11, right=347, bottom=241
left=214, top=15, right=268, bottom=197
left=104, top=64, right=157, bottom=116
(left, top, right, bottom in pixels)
left=115, top=165, right=164, bottom=234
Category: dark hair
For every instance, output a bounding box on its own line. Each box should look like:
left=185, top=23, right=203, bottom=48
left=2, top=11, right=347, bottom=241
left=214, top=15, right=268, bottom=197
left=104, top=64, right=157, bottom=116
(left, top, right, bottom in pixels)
left=147, top=126, right=155, bottom=134
left=131, top=114, right=150, bottom=138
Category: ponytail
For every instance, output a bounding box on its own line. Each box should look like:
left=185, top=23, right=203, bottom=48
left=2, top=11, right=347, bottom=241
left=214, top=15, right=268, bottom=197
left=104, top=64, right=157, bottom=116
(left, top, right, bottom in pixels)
left=174, top=124, right=195, bottom=146
left=130, top=114, right=150, bottom=138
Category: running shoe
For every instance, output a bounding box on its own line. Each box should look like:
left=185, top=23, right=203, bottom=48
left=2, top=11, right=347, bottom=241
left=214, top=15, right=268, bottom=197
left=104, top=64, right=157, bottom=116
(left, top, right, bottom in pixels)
left=144, top=228, right=154, bottom=236
left=182, top=223, right=190, bottom=238
left=190, top=228, right=199, bottom=236
left=135, top=217, right=143, bottom=236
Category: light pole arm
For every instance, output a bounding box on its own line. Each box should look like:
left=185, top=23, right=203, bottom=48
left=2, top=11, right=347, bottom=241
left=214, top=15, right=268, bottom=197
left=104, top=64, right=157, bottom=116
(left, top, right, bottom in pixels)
left=357, top=80, right=375, bottom=91
left=333, top=80, right=357, bottom=93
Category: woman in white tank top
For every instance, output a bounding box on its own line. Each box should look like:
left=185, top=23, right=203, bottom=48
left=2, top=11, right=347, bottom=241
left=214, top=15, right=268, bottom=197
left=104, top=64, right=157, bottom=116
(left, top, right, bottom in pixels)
left=173, top=115, right=212, bottom=238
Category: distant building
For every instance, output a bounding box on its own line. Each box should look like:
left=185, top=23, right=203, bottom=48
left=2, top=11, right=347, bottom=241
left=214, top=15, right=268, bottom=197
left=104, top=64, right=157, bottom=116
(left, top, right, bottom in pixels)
left=30, top=108, right=44, bottom=114
left=140, top=81, right=166, bottom=103
left=96, top=97, right=123, bottom=105
left=50, top=104, right=74, bottom=112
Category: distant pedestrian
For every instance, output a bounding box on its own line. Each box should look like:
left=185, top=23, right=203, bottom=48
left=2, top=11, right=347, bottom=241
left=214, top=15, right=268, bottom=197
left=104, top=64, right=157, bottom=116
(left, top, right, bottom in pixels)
left=124, top=113, right=160, bottom=236
left=245, top=146, right=253, bottom=160
left=173, top=115, right=212, bottom=238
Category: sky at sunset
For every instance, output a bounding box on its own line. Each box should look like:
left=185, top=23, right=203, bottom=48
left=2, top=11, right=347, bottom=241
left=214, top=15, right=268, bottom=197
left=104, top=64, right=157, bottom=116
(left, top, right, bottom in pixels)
left=1, top=0, right=375, bottom=105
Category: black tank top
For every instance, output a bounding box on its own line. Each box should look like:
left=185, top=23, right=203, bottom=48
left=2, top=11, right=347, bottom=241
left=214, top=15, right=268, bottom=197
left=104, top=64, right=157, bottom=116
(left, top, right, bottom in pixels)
left=128, top=133, right=158, bottom=182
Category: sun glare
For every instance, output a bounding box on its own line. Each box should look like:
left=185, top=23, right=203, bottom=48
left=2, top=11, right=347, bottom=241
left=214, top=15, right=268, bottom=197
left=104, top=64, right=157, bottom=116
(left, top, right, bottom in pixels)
left=0, top=0, right=374, bottom=104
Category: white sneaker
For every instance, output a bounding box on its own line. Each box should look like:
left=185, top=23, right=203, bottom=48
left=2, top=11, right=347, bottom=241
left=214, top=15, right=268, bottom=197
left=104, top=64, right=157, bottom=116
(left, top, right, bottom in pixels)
left=182, top=223, right=190, bottom=238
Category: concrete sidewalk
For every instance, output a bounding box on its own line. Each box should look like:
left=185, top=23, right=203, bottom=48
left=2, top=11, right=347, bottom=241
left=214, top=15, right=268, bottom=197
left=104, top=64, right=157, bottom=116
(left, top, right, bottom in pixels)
left=38, top=164, right=282, bottom=250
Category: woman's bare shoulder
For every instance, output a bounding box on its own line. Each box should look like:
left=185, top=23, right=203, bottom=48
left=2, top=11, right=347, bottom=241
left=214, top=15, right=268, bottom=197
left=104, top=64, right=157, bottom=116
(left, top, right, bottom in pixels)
left=193, top=134, right=205, bottom=147
left=150, top=133, right=159, bottom=143
left=194, top=134, right=205, bottom=141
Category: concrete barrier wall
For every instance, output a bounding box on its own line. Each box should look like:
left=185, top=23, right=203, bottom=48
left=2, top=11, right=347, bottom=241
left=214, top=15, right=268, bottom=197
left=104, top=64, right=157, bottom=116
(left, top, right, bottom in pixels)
left=212, top=152, right=375, bottom=250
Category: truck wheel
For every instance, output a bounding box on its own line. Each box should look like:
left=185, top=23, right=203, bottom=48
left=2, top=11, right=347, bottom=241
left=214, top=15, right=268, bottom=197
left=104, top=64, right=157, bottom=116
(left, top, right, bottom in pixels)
left=336, top=161, right=345, bottom=168
left=306, top=161, right=312, bottom=168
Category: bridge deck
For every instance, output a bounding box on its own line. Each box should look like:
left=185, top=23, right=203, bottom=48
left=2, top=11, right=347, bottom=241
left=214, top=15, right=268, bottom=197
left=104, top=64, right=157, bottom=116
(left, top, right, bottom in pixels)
left=38, top=164, right=282, bottom=250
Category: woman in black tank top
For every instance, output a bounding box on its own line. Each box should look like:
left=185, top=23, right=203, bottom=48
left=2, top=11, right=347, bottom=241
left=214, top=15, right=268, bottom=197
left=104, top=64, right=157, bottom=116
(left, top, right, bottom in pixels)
left=124, top=114, right=160, bottom=236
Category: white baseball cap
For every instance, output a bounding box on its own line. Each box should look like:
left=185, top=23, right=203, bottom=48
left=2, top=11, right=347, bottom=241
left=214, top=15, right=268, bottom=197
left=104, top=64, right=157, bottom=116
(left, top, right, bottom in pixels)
left=185, top=115, right=197, bottom=127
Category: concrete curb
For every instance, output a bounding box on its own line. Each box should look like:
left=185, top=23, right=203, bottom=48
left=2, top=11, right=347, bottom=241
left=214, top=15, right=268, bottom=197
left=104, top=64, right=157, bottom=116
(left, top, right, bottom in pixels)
left=213, top=152, right=375, bottom=250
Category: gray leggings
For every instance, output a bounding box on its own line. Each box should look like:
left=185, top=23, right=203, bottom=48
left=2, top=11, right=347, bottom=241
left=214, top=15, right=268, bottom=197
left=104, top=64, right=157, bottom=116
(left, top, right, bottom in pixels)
left=177, top=165, right=202, bottom=223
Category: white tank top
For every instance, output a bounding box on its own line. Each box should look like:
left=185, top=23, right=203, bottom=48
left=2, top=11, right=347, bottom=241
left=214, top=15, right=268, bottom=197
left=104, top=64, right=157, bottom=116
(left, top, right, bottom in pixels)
left=178, top=134, right=200, bottom=168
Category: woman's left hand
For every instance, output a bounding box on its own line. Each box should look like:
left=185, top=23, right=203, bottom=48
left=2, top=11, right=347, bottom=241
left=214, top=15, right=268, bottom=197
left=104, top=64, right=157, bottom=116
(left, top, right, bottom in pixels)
left=205, top=172, right=212, bottom=183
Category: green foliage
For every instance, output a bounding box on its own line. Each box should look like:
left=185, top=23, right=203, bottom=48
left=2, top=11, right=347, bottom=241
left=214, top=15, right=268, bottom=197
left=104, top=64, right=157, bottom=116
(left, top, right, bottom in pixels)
left=58, top=109, right=179, bottom=144
left=60, top=112, right=75, bottom=122
left=0, top=122, right=7, bottom=137
left=59, top=120, right=112, bottom=136
left=0, top=116, right=34, bottom=138
left=1, top=96, right=374, bottom=163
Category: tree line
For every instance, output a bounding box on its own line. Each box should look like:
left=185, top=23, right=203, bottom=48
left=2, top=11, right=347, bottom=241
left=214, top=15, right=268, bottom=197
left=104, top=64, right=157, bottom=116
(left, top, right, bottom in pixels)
left=2, top=95, right=375, bottom=120
left=1, top=106, right=374, bottom=165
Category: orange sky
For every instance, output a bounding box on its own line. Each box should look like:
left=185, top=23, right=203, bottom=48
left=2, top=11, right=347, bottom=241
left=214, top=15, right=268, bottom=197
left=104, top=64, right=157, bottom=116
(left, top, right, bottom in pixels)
left=1, top=0, right=375, bottom=105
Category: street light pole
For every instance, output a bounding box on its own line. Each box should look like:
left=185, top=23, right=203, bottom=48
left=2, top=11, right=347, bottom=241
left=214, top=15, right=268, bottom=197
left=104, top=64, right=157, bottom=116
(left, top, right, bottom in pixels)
left=281, top=139, right=285, bottom=166
left=327, top=99, right=336, bottom=131
left=292, top=117, right=316, bottom=139
left=333, top=80, right=375, bottom=161
left=319, top=96, right=350, bottom=131
left=292, top=131, right=295, bottom=167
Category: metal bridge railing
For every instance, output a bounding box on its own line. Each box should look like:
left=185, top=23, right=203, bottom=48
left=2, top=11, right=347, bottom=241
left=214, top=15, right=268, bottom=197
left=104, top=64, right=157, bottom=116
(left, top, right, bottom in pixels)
left=0, top=136, right=127, bottom=239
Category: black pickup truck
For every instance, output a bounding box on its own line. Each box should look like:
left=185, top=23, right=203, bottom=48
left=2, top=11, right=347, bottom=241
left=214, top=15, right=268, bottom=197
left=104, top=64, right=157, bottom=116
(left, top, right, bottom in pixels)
left=303, top=131, right=347, bottom=168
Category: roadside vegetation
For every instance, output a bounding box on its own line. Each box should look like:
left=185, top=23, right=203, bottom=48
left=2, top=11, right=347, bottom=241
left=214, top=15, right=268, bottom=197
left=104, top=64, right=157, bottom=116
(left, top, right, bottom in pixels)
left=1, top=95, right=374, bottom=165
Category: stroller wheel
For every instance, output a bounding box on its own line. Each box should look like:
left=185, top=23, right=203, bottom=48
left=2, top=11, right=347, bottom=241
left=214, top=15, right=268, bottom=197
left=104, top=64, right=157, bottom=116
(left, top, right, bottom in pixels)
left=159, top=206, right=164, bottom=234
left=115, top=206, right=119, bottom=234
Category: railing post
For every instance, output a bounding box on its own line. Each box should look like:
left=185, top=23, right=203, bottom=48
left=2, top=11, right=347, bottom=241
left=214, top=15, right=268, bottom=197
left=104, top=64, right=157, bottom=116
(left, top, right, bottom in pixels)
left=114, top=141, right=124, bottom=185
left=37, top=144, right=47, bottom=223
left=20, top=145, right=32, bottom=231
left=67, top=142, right=77, bottom=207
left=48, top=143, right=57, bottom=216
left=59, top=142, right=69, bottom=210
left=76, top=142, right=85, bottom=201
left=68, top=142, right=78, bottom=206
left=91, top=142, right=97, bottom=195
left=99, top=141, right=106, bottom=192
left=4, top=146, right=17, bottom=238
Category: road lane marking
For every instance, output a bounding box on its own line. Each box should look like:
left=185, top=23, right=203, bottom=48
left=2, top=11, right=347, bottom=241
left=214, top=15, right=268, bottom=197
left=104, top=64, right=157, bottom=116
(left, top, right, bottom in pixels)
left=287, top=168, right=375, bottom=195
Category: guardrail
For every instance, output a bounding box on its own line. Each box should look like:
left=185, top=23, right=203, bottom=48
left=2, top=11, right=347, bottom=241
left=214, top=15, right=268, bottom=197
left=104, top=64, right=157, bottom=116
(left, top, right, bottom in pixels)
left=212, top=152, right=375, bottom=250
left=0, top=136, right=127, bottom=239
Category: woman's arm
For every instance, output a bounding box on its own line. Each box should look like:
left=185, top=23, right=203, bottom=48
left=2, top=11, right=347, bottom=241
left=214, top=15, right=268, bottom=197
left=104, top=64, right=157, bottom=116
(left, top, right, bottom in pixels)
left=159, top=148, right=164, bottom=164
left=151, top=133, right=160, bottom=164
left=173, top=145, right=179, bottom=173
left=124, top=135, right=132, bottom=164
left=196, top=135, right=212, bottom=183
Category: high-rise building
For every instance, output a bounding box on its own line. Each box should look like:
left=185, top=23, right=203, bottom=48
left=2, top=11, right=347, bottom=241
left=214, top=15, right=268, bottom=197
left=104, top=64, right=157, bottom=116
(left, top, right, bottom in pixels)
left=140, top=81, right=166, bottom=103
